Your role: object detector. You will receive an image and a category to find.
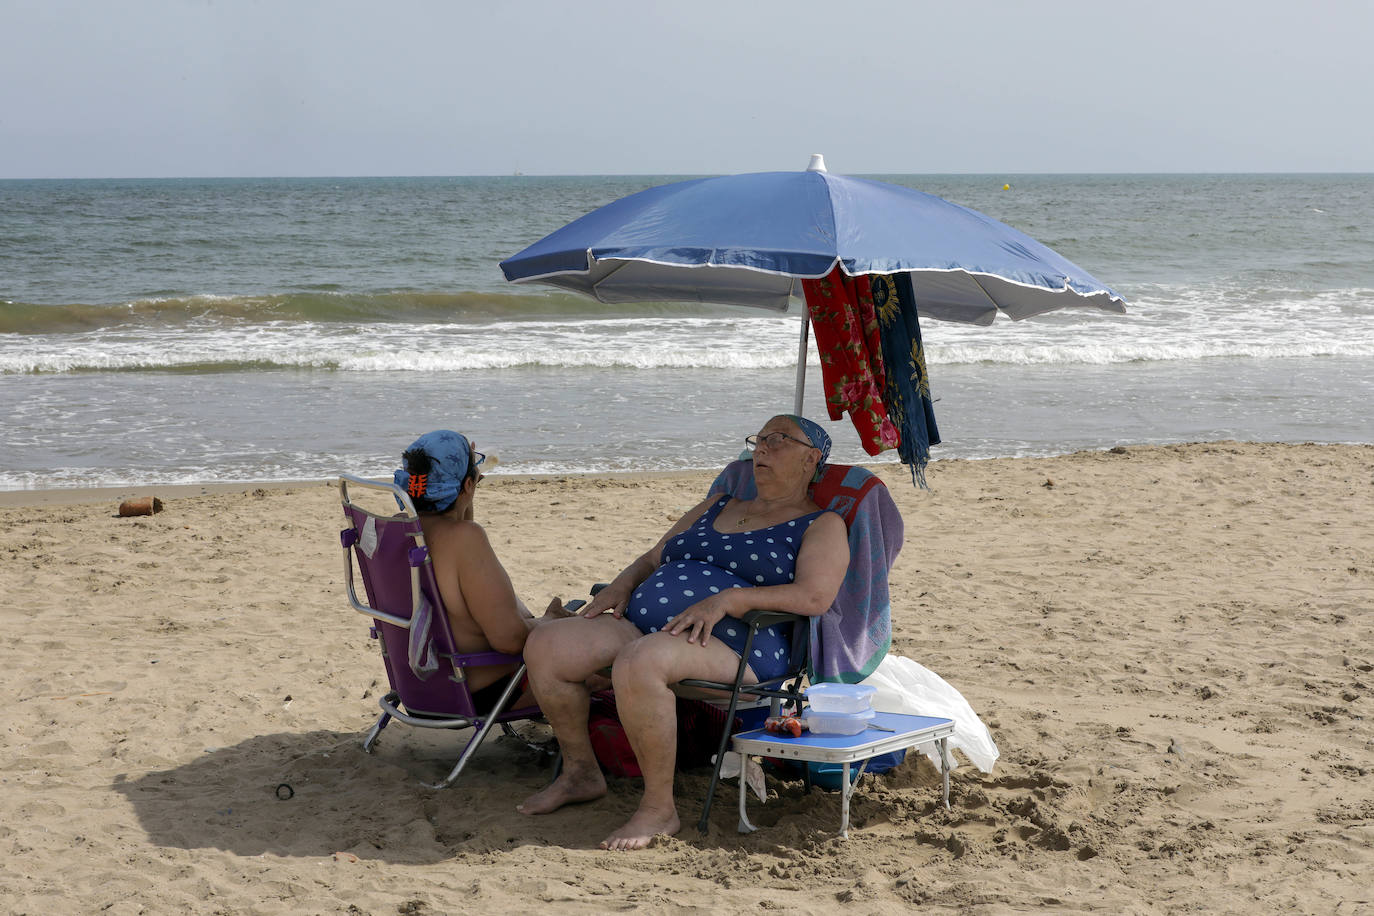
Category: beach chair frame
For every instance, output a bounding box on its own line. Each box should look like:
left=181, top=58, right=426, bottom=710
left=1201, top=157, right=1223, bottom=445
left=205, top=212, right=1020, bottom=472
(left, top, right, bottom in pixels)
left=338, top=474, right=542, bottom=789
left=678, top=610, right=810, bottom=833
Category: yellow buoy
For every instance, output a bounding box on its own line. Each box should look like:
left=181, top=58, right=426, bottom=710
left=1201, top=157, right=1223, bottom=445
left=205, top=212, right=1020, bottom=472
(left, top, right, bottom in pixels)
left=1002, top=183, right=1011, bottom=190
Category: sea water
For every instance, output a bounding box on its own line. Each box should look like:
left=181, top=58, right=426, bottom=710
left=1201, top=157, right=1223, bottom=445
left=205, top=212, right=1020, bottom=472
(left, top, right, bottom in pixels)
left=1, top=174, right=1370, bottom=488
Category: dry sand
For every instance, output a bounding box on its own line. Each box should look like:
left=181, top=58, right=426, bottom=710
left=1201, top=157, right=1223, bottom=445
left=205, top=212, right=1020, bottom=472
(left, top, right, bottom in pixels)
left=2, top=442, right=1371, bottom=914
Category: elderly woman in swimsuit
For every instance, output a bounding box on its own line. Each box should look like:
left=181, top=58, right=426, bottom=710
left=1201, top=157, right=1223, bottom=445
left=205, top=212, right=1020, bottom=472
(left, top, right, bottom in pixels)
left=518, top=415, right=850, bottom=850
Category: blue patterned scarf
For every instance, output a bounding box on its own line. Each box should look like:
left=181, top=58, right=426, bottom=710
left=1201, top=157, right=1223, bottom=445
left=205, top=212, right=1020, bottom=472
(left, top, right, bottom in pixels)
left=871, top=274, right=940, bottom=487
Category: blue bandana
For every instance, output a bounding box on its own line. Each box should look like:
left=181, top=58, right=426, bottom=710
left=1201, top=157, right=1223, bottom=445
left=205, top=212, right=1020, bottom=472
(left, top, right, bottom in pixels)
left=394, top=430, right=471, bottom=513
left=782, top=414, right=832, bottom=478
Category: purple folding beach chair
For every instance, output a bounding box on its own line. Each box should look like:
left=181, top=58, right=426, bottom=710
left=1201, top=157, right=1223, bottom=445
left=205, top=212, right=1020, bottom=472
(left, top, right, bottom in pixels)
left=338, top=474, right=542, bottom=789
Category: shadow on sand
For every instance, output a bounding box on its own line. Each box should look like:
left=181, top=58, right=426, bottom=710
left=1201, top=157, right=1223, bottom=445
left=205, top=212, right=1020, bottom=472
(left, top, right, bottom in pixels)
left=112, top=726, right=560, bottom=863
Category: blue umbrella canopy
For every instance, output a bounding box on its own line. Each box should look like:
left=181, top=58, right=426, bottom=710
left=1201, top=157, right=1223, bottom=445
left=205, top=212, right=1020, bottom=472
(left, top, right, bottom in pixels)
left=499, top=165, right=1127, bottom=325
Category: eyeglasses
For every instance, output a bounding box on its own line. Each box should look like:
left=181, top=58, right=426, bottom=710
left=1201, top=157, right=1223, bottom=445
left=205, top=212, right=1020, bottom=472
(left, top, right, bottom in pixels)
left=473, top=451, right=486, bottom=467
left=745, top=432, right=814, bottom=452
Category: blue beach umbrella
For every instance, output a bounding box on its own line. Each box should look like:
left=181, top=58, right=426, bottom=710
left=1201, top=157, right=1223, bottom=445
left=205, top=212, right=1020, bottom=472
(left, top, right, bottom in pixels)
left=500, top=156, right=1127, bottom=481
left=500, top=156, right=1126, bottom=323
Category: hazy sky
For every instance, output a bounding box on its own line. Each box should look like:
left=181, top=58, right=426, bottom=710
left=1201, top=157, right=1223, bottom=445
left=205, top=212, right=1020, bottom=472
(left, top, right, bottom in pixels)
left=4, top=0, right=1372, bottom=178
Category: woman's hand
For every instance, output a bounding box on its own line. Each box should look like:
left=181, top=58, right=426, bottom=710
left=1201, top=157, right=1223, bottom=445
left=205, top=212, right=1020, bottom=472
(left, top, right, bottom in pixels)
left=580, top=582, right=631, bottom=619
left=666, top=593, right=738, bottom=646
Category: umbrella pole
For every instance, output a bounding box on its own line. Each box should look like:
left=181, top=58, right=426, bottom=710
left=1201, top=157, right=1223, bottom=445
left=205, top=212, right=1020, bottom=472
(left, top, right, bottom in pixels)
left=793, top=306, right=809, bottom=415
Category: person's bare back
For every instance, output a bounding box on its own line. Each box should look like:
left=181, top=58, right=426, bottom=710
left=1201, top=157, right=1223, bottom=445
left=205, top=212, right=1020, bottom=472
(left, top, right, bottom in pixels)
left=395, top=430, right=567, bottom=697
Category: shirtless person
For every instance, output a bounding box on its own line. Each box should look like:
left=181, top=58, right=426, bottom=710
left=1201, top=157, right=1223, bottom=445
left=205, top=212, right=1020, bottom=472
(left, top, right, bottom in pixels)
left=394, top=430, right=569, bottom=710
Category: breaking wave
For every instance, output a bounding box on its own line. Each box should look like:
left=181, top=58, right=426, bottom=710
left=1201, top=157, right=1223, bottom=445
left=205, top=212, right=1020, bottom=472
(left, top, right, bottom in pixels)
left=0, top=290, right=748, bottom=334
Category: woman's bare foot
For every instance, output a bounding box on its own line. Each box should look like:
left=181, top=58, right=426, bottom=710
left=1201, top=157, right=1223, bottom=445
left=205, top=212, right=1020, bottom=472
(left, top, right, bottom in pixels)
left=542, top=597, right=575, bottom=620
left=599, top=803, right=681, bottom=850
left=517, top=766, right=607, bottom=815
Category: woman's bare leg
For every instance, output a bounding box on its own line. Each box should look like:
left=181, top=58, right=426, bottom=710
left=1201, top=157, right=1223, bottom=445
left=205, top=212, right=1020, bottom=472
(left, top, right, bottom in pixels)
left=517, top=614, right=640, bottom=815
left=600, top=633, right=756, bottom=850
left=504, top=600, right=587, bottom=707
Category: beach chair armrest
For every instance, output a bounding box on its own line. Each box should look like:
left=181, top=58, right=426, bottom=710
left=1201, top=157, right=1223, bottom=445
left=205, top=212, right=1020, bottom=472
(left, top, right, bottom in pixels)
left=740, top=609, right=805, bottom=629
left=677, top=609, right=808, bottom=694
left=452, top=650, right=523, bottom=668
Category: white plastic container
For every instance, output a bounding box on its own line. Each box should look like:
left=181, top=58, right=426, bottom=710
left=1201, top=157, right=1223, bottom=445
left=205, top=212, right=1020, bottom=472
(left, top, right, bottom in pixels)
left=806, top=683, right=876, bottom=714
left=803, top=708, right=875, bottom=735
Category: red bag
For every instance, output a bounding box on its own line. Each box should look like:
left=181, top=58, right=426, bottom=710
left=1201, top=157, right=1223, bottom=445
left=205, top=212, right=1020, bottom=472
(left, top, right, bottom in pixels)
left=587, top=691, right=641, bottom=777
left=585, top=691, right=736, bottom=777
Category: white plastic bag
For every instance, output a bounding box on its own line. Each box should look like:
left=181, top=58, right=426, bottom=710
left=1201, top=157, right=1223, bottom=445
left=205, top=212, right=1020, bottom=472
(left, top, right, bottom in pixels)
left=861, top=654, right=1000, bottom=773
left=715, top=752, right=767, bottom=802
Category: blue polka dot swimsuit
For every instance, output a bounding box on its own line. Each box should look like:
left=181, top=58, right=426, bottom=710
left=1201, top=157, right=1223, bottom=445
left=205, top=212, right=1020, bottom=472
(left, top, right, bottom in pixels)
left=627, top=495, right=824, bottom=681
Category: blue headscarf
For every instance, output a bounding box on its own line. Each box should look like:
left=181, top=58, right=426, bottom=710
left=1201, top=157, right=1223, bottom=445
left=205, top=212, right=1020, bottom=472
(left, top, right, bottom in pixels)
left=782, top=414, right=832, bottom=481
left=394, top=430, right=472, bottom=513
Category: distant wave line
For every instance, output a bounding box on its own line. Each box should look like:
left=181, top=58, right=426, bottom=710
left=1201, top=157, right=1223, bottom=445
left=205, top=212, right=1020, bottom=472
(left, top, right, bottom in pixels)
left=0, top=290, right=759, bottom=334
left=7, top=285, right=1373, bottom=336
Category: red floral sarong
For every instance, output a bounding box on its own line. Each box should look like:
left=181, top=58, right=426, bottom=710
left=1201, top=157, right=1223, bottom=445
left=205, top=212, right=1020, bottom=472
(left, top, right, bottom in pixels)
left=802, top=267, right=901, bottom=456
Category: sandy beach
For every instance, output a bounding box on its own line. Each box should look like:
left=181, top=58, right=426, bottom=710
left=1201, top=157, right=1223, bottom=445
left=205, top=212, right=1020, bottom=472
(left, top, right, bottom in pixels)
left=2, top=441, right=1371, bottom=914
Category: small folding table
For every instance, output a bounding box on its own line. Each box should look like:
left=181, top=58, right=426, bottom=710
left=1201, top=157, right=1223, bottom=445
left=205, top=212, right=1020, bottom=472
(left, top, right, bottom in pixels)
left=729, top=711, right=956, bottom=837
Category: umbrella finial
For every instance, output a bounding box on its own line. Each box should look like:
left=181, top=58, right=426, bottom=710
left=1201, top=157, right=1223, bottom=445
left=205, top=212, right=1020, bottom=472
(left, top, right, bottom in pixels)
left=806, top=153, right=827, bottom=173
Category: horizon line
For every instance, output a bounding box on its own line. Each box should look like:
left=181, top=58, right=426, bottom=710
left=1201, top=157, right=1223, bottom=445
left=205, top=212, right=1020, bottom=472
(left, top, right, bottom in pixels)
left=4, top=169, right=1374, bottom=182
